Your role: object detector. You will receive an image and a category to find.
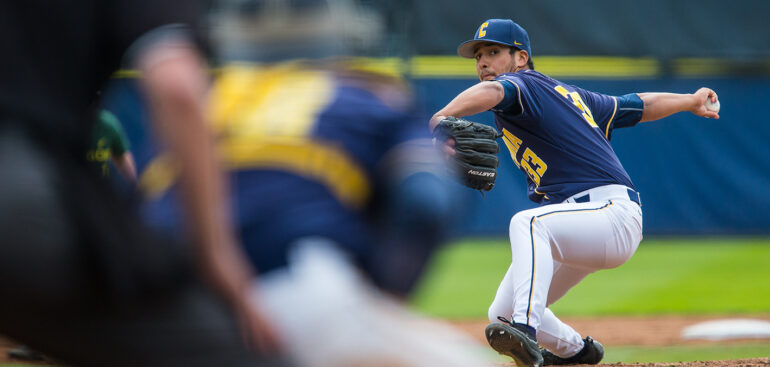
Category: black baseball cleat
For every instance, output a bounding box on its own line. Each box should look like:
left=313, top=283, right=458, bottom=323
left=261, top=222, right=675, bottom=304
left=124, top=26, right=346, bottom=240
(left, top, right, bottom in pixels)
left=541, top=336, right=604, bottom=366
left=485, top=317, right=544, bottom=367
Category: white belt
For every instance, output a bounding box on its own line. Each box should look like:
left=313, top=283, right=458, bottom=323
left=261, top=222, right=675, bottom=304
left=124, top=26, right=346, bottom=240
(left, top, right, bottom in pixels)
left=563, top=184, right=641, bottom=206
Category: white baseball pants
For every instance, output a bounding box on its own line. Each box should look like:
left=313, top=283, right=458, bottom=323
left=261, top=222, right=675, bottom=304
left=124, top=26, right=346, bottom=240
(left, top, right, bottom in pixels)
left=488, top=185, right=643, bottom=357
left=252, top=239, right=498, bottom=367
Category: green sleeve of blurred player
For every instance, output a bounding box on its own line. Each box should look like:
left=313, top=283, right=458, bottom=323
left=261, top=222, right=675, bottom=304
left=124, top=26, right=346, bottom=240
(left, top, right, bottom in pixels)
left=98, top=110, right=130, bottom=156
left=87, top=110, right=131, bottom=177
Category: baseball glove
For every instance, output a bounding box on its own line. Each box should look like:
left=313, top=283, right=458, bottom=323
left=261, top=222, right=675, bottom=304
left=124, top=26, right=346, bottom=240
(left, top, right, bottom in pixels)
left=433, top=117, right=500, bottom=191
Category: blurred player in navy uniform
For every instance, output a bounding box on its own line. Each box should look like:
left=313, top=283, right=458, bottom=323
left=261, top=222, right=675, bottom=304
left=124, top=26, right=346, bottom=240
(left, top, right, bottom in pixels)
left=135, top=1, right=496, bottom=366
left=0, top=1, right=287, bottom=366
left=432, top=19, right=720, bottom=367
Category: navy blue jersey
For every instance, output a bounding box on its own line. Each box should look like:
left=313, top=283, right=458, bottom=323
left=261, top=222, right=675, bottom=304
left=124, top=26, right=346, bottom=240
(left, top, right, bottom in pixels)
left=140, top=64, right=434, bottom=274
left=491, top=70, right=643, bottom=204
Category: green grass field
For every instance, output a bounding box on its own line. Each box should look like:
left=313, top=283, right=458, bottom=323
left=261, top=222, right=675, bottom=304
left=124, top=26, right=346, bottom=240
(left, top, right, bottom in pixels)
left=411, top=237, right=770, bottom=318
left=410, top=237, right=770, bottom=363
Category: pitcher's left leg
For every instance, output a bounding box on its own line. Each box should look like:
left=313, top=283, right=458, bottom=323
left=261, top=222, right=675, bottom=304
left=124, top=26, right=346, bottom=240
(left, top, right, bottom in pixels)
left=507, top=201, right=616, bottom=332
left=536, top=262, right=593, bottom=357
left=535, top=200, right=642, bottom=363
left=538, top=308, right=585, bottom=357
left=488, top=264, right=515, bottom=323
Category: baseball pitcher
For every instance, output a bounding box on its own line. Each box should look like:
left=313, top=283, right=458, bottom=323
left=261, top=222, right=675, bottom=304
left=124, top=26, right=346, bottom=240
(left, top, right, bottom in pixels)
left=431, top=18, right=720, bottom=367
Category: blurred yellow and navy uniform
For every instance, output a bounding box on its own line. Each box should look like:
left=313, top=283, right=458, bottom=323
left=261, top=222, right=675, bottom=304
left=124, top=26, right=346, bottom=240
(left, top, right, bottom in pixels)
left=140, top=63, right=451, bottom=294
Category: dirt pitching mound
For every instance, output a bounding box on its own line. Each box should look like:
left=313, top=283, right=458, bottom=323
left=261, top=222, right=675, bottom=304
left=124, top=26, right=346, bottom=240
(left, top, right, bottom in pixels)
left=3, top=315, right=769, bottom=366
left=598, top=358, right=770, bottom=367
left=455, top=316, right=770, bottom=367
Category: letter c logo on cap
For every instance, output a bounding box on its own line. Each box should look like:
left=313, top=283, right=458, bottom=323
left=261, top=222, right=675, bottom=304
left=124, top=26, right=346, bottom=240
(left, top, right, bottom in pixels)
left=478, top=22, right=489, bottom=38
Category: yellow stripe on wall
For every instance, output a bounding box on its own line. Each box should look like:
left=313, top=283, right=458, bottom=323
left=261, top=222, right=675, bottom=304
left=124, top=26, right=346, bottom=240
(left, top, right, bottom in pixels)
left=672, top=58, right=770, bottom=77
left=409, top=56, right=477, bottom=78
left=121, top=56, right=770, bottom=80
left=534, top=56, right=660, bottom=78
left=409, top=56, right=660, bottom=78
left=347, top=57, right=405, bottom=78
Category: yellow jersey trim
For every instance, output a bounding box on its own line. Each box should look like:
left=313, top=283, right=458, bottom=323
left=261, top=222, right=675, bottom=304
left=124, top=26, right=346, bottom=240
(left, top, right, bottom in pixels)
left=221, top=137, right=371, bottom=209
left=605, top=97, right=618, bottom=138
left=138, top=153, right=179, bottom=199
left=533, top=189, right=549, bottom=201
left=138, top=137, right=371, bottom=209
left=527, top=216, right=538, bottom=325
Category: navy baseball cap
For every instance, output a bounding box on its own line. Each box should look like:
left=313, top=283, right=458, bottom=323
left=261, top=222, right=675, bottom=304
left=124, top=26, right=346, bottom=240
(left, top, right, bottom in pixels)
left=457, top=19, right=531, bottom=59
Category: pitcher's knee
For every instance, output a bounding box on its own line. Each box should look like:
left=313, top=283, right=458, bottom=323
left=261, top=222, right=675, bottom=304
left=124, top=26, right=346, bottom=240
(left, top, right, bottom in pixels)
left=605, top=237, right=641, bottom=269
left=604, top=256, right=627, bottom=269
left=604, top=248, right=636, bottom=269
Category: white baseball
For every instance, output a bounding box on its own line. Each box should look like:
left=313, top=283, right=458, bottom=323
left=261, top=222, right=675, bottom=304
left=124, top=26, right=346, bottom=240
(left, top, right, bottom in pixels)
left=705, top=98, right=720, bottom=113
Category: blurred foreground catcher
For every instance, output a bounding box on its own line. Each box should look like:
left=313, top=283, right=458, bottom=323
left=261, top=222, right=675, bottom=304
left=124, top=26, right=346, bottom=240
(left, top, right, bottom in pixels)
left=0, top=1, right=289, bottom=366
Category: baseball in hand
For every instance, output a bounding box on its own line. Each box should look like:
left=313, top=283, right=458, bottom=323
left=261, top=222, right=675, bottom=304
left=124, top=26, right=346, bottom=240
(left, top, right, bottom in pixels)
left=705, top=98, right=720, bottom=113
